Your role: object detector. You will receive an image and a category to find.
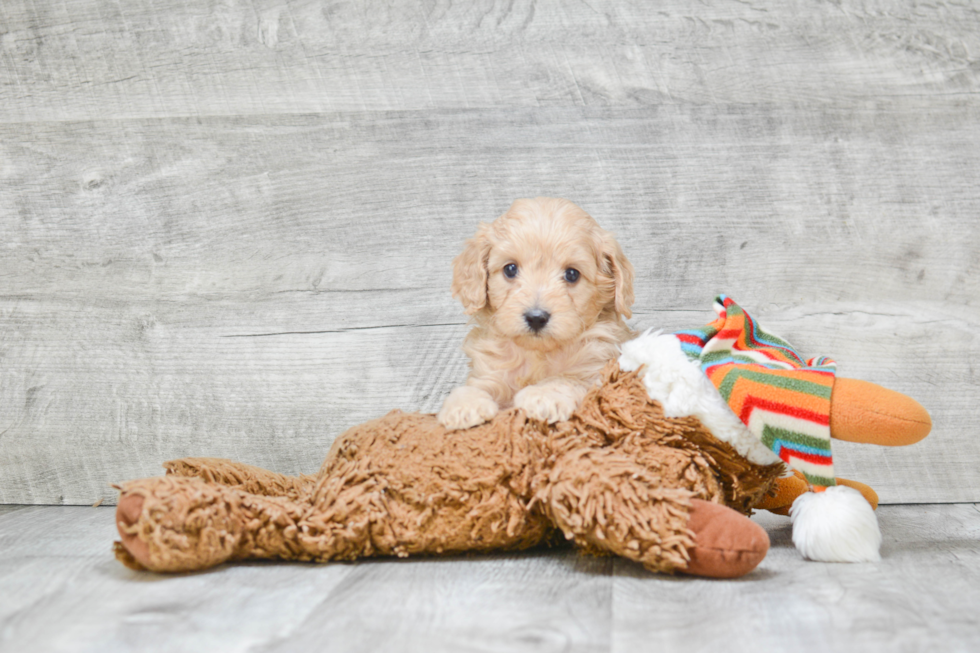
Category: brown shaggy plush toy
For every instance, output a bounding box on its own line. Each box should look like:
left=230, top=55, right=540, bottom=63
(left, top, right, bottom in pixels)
left=115, top=365, right=783, bottom=578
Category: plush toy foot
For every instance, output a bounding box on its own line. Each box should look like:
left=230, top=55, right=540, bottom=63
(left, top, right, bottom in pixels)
left=682, top=500, right=770, bottom=579
left=830, top=378, right=931, bottom=446
left=116, top=493, right=152, bottom=569
left=114, top=475, right=312, bottom=573
left=114, top=477, right=248, bottom=572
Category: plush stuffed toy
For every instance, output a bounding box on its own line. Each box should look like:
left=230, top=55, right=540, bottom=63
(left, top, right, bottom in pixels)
left=113, top=296, right=931, bottom=578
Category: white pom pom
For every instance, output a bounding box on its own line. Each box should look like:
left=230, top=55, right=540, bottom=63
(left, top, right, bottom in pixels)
left=790, top=485, right=882, bottom=562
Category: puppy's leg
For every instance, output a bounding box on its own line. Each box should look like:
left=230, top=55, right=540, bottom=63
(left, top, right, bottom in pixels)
left=514, top=377, right=590, bottom=424
left=438, top=385, right=499, bottom=430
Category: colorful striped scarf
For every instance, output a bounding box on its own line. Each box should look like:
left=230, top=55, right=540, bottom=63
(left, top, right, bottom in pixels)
left=674, top=296, right=837, bottom=488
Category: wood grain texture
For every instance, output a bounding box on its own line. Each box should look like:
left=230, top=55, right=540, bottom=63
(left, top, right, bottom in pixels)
left=0, top=506, right=611, bottom=653
left=0, top=505, right=27, bottom=517
left=0, top=504, right=977, bottom=652
left=1, top=0, right=979, bottom=504
left=1, top=0, right=978, bottom=121
left=613, top=505, right=980, bottom=653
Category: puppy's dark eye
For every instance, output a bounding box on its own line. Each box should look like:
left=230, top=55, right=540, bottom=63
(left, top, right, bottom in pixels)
left=503, top=263, right=518, bottom=278
left=564, top=268, right=580, bottom=283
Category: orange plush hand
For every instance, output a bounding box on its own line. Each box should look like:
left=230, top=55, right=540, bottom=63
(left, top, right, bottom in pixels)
left=828, top=378, right=932, bottom=447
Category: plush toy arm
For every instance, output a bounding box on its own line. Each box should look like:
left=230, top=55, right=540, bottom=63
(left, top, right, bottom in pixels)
left=829, top=378, right=932, bottom=446
left=759, top=378, right=928, bottom=516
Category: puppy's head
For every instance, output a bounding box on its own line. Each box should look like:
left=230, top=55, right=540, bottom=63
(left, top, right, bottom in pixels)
left=452, top=197, right=634, bottom=351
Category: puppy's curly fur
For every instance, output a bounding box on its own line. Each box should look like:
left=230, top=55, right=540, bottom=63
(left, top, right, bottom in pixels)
left=438, top=197, right=635, bottom=430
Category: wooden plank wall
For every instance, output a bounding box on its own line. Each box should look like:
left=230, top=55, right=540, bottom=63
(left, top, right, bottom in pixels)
left=1, top=0, right=978, bottom=505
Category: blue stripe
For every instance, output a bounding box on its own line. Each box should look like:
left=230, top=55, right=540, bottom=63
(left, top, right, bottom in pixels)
left=771, top=439, right=833, bottom=459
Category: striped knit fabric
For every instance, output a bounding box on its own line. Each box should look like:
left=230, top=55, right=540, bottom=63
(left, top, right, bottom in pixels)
left=674, top=296, right=837, bottom=488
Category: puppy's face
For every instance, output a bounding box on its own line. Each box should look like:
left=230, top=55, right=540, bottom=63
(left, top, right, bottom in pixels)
left=452, top=198, right=634, bottom=352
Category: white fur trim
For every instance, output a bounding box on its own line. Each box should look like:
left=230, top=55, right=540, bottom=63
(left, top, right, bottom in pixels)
left=790, top=486, right=882, bottom=562
left=618, top=330, right=782, bottom=466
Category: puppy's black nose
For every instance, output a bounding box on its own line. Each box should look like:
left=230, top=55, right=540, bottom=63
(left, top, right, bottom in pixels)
left=524, top=309, right=551, bottom=333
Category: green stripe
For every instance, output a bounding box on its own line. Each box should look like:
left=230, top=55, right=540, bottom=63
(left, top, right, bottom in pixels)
left=716, top=368, right=833, bottom=402
left=700, top=350, right=731, bottom=366
left=802, top=474, right=837, bottom=487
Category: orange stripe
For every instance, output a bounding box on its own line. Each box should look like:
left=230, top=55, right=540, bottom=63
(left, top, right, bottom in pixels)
left=722, top=375, right=831, bottom=420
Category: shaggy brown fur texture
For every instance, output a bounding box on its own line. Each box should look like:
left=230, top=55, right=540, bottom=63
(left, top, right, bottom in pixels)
left=114, top=365, right=783, bottom=574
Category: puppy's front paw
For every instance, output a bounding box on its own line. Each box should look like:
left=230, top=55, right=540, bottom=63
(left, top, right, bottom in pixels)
left=437, top=386, right=499, bottom=430
left=514, top=383, right=580, bottom=424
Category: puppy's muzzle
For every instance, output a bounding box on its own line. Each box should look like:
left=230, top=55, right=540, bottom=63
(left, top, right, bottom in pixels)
left=524, top=309, right=551, bottom=333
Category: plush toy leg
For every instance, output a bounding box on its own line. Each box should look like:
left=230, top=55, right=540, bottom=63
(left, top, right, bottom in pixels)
left=115, top=466, right=416, bottom=573
left=755, top=470, right=810, bottom=515
left=115, top=475, right=309, bottom=573
left=834, top=478, right=879, bottom=509
left=539, top=448, right=768, bottom=578
left=163, top=457, right=316, bottom=501
left=830, top=378, right=931, bottom=446
left=758, top=470, right=879, bottom=516
left=539, top=448, right=694, bottom=573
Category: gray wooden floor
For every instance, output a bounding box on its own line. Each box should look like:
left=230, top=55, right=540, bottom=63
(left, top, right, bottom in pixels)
left=1, top=503, right=978, bottom=653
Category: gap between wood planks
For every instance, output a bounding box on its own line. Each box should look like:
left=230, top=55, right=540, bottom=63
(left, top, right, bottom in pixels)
left=220, top=321, right=466, bottom=338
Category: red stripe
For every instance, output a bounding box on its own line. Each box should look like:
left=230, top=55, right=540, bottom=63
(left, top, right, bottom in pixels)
left=780, top=448, right=832, bottom=465
left=738, top=395, right=830, bottom=427
left=675, top=333, right=705, bottom=345
left=714, top=328, right=743, bottom=340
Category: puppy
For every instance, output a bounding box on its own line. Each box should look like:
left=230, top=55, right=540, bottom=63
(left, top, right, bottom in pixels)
left=437, top=197, right=635, bottom=430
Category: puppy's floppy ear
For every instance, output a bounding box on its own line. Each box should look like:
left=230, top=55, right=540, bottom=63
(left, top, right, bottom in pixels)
left=451, top=223, right=492, bottom=315
left=598, top=231, right=635, bottom=319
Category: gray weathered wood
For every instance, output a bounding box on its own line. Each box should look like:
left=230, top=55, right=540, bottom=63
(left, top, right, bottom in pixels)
left=0, top=504, right=977, bottom=652
left=2, top=108, right=978, bottom=504
left=1, top=0, right=978, bottom=121
left=1, top=0, right=979, bottom=504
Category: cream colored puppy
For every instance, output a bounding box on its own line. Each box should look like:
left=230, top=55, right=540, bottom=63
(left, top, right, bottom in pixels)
left=438, top=197, right=635, bottom=430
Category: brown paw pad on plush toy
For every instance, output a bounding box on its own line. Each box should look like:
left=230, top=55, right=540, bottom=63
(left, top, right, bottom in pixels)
left=113, top=297, right=930, bottom=577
